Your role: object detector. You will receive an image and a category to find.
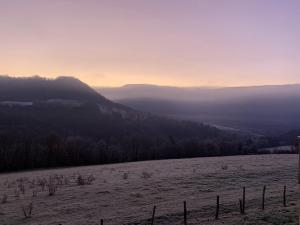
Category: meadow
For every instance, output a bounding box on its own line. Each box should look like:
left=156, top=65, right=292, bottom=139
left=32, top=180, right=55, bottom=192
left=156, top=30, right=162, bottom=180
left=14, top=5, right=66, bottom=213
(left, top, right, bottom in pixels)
left=0, top=154, right=297, bottom=225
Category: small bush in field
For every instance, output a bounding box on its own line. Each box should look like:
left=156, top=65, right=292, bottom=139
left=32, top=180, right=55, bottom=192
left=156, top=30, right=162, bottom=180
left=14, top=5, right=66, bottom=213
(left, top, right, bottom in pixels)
left=2, top=179, right=8, bottom=187
left=221, top=164, right=228, bottom=170
left=14, top=189, right=20, bottom=199
left=22, top=202, right=33, bottom=218
left=1, top=193, right=8, bottom=204
left=77, top=175, right=85, bottom=185
left=32, top=189, right=37, bottom=197
left=86, top=174, right=96, bottom=184
left=47, top=177, right=57, bottom=196
left=18, top=182, right=26, bottom=195
left=122, top=173, right=129, bottom=180
left=141, top=171, right=152, bottom=179
left=29, top=179, right=36, bottom=189
left=76, top=174, right=96, bottom=185
left=130, top=192, right=143, bottom=198
left=237, top=165, right=244, bottom=170
left=55, top=174, right=64, bottom=186
left=37, top=178, right=47, bottom=191
left=48, top=184, right=57, bottom=196
left=64, top=177, right=70, bottom=185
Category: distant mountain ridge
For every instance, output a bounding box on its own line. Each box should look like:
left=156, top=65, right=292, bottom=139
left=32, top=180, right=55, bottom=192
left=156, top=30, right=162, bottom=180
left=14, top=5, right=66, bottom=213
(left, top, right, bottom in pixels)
left=97, top=84, right=300, bottom=135
left=98, top=83, right=300, bottom=101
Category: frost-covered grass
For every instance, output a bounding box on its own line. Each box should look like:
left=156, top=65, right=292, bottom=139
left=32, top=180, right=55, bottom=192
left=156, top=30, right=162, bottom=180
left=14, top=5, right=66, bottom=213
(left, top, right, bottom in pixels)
left=0, top=154, right=298, bottom=225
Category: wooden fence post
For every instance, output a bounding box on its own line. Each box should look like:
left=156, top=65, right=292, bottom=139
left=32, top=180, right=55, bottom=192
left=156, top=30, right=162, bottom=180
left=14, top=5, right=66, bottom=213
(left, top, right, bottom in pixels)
left=239, top=199, right=243, bottom=214
left=184, top=201, right=187, bottom=225
left=242, top=187, right=246, bottom=213
left=215, top=195, right=220, bottom=220
left=262, top=185, right=266, bottom=210
left=298, top=137, right=300, bottom=185
left=297, top=136, right=300, bottom=225
left=283, top=185, right=286, bottom=207
left=151, top=205, right=156, bottom=225
left=100, top=219, right=103, bottom=225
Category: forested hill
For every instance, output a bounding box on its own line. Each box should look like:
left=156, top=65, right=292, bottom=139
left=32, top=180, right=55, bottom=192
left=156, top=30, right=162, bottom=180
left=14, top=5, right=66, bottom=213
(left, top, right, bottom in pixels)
left=0, top=76, right=274, bottom=172
left=0, top=76, right=110, bottom=103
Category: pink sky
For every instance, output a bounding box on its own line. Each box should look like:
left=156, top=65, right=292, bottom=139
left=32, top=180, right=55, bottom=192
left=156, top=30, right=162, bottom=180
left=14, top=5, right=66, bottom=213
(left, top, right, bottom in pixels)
left=0, top=0, right=299, bottom=87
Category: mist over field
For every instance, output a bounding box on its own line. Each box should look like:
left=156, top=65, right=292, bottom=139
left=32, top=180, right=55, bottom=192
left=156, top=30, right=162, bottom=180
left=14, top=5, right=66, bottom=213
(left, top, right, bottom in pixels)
left=98, top=84, right=300, bottom=135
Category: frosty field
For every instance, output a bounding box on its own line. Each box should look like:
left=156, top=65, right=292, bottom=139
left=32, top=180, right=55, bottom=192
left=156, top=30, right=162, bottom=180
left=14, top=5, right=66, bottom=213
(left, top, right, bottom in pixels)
left=0, top=154, right=298, bottom=225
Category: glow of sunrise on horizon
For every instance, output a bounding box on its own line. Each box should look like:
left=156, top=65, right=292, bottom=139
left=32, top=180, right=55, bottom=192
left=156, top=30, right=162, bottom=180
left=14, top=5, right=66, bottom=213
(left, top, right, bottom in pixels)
left=0, top=0, right=299, bottom=87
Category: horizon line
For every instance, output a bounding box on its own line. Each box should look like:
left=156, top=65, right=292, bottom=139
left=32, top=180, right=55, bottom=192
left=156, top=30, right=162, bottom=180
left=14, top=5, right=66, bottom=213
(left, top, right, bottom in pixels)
left=1, top=74, right=300, bottom=89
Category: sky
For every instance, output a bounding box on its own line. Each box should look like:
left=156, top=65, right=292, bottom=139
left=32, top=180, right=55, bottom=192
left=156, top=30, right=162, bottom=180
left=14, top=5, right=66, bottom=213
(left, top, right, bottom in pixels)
left=0, top=0, right=299, bottom=87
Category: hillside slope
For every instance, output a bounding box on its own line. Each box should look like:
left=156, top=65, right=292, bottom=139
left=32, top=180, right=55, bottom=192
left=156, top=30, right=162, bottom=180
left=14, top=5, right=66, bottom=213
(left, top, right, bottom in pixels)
left=0, top=76, right=222, bottom=139
left=0, top=76, right=110, bottom=103
left=0, top=76, right=266, bottom=172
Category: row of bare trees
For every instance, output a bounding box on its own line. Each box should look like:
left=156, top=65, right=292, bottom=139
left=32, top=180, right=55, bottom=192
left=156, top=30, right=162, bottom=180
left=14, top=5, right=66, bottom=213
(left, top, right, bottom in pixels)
left=0, top=131, right=282, bottom=172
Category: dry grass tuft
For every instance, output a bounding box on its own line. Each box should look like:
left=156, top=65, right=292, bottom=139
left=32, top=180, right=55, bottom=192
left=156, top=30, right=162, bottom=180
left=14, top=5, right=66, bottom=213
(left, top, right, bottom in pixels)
left=18, top=182, right=26, bottom=195
left=221, top=164, right=228, bottom=170
left=76, top=175, right=85, bottom=185
left=22, top=202, right=33, bottom=219
left=141, top=171, right=152, bottom=179
left=64, top=177, right=70, bottom=185
left=47, top=176, right=57, bottom=196
left=32, top=189, right=37, bottom=197
left=130, top=192, right=143, bottom=198
left=1, top=193, right=8, bottom=204
left=37, top=178, right=47, bottom=191
left=76, top=174, right=96, bottom=185
left=122, top=172, right=129, bottom=180
left=14, top=189, right=20, bottom=199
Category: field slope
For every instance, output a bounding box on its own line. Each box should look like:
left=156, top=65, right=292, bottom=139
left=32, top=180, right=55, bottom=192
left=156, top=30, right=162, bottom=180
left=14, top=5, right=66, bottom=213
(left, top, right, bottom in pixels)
left=0, top=154, right=298, bottom=225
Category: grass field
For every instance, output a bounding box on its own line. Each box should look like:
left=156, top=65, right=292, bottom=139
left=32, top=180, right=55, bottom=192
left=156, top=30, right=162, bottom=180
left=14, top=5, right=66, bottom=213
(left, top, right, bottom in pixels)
left=0, top=154, right=298, bottom=225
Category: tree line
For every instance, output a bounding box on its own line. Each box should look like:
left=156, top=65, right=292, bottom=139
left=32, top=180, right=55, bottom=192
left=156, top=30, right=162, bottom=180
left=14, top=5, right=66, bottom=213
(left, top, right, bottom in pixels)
left=0, top=131, right=277, bottom=172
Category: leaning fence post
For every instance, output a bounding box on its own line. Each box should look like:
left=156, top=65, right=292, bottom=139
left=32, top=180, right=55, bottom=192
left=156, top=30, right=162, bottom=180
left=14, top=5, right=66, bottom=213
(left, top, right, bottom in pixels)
left=151, top=205, right=156, bottom=225
left=262, top=185, right=266, bottom=210
left=184, top=201, right=187, bottom=225
left=215, top=195, right=220, bottom=220
left=283, top=185, right=287, bottom=207
left=242, top=187, right=246, bottom=213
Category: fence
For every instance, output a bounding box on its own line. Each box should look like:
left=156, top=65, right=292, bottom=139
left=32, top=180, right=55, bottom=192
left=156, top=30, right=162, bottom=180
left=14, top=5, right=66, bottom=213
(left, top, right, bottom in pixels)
left=92, top=185, right=292, bottom=225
